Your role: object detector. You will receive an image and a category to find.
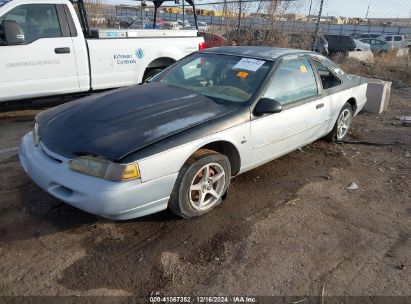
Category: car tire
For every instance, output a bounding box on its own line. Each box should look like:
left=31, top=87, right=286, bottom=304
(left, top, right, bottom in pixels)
left=325, top=102, right=353, bottom=142
left=169, top=149, right=231, bottom=218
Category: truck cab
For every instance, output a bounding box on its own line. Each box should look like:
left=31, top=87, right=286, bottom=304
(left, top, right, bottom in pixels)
left=0, top=0, right=87, bottom=101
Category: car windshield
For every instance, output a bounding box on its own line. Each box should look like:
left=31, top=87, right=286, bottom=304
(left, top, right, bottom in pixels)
left=154, top=53, right=273, bottom=104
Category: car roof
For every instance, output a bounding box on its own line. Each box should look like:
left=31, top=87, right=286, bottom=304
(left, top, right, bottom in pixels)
left=200, top=46, right=313, bottom=61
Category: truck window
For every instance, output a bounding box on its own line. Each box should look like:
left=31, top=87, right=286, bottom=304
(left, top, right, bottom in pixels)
left=394, top=36, right=402, bottom=41
left=0, top=4, right=62, bottom=44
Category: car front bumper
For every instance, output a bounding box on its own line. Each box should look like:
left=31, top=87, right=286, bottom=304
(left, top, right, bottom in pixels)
left=19, top=132, right=178, bottom=220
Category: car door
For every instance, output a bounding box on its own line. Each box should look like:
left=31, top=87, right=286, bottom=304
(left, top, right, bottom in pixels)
left=311, top=59, right=345, bottom=132
left=367, top=39, right=375, bottom=51
left=0, top=2, right=80, bottom=102
left=384, top=36, right=394, bottom=49
left=249, top=57, right=324, bottom=165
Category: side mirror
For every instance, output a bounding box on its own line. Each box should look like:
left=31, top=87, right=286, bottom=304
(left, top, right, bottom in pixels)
left=254, top=98, right=282, bottom=115
left=2, top=20, right=25, bottom=45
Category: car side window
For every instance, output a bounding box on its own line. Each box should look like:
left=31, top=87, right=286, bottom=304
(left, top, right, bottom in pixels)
left=313, top=60, right=342, bottom=90
left=264, top=58, right=317, bottom=106
left=0, top=4, right=62, bottom=44
left=394, top=36, right=402, bottom=41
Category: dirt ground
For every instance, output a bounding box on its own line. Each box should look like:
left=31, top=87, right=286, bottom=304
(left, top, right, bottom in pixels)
left=0, top=88, right=410, bottom=300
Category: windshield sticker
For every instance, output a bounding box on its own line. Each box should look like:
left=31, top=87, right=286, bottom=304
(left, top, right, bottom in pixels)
left=233, top=58, right=265, bottom=72
left=300, top=65, right=308, bottom=73
left=236, top=71, right=249, bottom=79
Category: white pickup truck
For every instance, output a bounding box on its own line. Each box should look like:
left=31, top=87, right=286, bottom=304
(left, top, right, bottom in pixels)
left=0, top=0, right=204, bottom=102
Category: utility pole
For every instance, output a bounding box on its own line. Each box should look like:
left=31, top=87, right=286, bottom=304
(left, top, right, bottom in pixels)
left=221, top=0, right=227, bottom=30
left=308, top=0, right=313, bottom=22
left=365, top=4, right=370, bottom=19
left=182, top=0, right=185, bottom=28
left=312, top=0, right=325, bottom=50
left=237, top=0, right=242, bottom=39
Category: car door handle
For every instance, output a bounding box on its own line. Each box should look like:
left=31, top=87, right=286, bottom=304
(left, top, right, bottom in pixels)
left=54, top=47, right=70, bottom=54
left=316, top=103, right=324, bottom=109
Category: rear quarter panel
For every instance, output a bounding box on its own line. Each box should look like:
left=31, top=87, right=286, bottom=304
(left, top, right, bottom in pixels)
left=87, top=37, right=203, bottom=89
left=322, top=77, right=367, bottom=135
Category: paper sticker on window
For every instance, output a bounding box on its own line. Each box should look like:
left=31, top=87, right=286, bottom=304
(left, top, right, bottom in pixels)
left=236, top=71, right=249, bottom=79
left=300, top=65, right=308, bottom=73
left=233, top=58, right=265, bottom=72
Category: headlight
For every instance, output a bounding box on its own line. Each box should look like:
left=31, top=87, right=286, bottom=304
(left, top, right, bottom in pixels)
left=33, top=122, right=40, bottom=146
left=69, top=156, right=140, bottom=181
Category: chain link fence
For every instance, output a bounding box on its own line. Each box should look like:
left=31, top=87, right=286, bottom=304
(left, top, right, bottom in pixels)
left=84, top=0, right=411, bottom=86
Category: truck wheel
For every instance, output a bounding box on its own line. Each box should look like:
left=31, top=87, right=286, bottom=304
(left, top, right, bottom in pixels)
left=169, top=149, right=231, bottom=218
left=325, top=102, right=353, bottom=142
left=143, top=68, right=163, bottom=82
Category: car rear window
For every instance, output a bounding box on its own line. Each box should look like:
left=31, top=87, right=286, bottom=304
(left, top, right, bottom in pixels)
left=324, top=35, right=356, bottom=52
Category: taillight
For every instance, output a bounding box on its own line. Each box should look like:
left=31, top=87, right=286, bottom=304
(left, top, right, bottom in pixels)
left=199, top=42, right=206, bottom=50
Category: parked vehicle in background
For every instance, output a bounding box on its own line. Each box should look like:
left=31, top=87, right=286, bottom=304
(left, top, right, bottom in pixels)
left=382, top=35, right=407, bottom=49
left=0, top=0, right=203, bottom=102
left=154, top=17, right=166, bottom=26
left=126, top=17, right=146, bottom=29
left=19, top=47, right=368, bottom=220
left=198, top=32, right=227, bottom=48
left=311, top=36, right=329, bottom=56
left=163, top=21, right=181, bottom=30
left=176, top=19, right=191, bottom=29
left=143, top=20, right=162, bottom=29
left=354, top=39, right=371, bottom=51
left=352, top=33, right=381, bottom=40
left=324, top=34, right=356, bottom=55
left=197, top=21, right=209, bottom=31
left=117, top=16, right=135, bottom=28
left=359, top=38, right=390, bottom=53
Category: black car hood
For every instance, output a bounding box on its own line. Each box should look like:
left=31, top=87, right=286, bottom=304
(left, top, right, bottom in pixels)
left=37, top=83, right=239, bottom=161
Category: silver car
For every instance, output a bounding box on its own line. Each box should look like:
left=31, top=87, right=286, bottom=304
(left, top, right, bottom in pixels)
left=19, top=47, right=368, bottom=220
left=359, top=38, right=391, bottom=53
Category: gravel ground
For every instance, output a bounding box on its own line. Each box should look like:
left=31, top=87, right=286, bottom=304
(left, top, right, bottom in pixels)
left=0, top=88, right=410, bottom=299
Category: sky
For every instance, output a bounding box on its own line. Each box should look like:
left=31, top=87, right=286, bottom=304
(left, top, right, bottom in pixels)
left=111, top=0, right=411, bottom=19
